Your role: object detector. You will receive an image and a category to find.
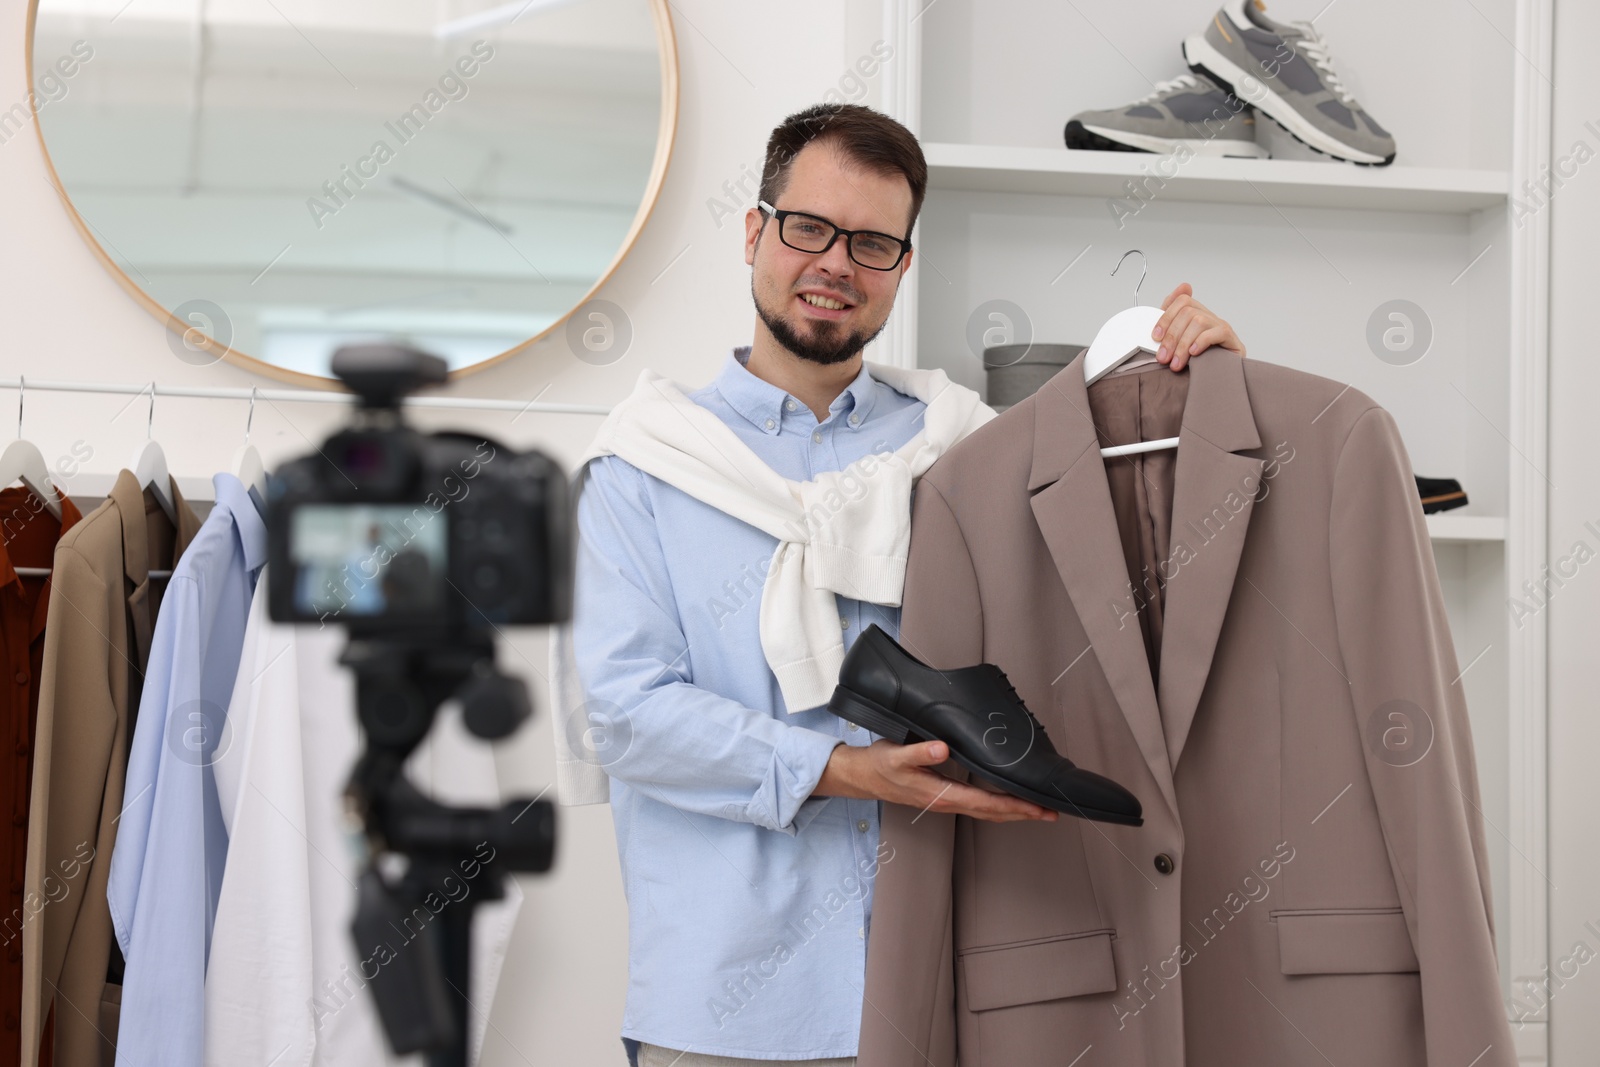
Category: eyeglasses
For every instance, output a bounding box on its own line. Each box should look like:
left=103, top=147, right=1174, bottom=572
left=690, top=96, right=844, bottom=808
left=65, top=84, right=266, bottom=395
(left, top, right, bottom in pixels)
left=757, top=200, right=912, bottom=271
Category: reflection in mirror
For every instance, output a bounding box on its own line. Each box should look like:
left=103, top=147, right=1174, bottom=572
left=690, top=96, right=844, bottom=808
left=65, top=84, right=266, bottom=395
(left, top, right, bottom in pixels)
left=31, top=0, right=670, bottom=378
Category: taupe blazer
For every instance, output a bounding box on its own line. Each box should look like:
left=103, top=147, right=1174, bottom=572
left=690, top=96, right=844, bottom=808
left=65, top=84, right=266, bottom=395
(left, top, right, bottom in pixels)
left=857, top=353, right=1513, bottom=1066
left=22, top=472, right=200, bottom=1067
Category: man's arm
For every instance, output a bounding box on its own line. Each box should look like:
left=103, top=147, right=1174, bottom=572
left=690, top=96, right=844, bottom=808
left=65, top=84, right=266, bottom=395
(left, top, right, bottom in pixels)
left=570, top=454, right=842, bottom=835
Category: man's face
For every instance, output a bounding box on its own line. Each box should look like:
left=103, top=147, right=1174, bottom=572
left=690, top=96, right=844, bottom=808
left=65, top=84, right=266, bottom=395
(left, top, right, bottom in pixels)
left=744, top=139, right=914, bottom=366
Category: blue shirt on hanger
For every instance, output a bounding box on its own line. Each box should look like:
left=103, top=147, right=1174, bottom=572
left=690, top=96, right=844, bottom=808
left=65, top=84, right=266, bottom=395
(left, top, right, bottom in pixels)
left=108, top=472, right=267, bottom=1067
left=571, top=346, right=927, bottom=1064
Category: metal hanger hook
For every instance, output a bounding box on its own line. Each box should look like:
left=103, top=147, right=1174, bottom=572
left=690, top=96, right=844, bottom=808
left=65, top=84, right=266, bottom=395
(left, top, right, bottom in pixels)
left=1112, top=249, right=1148, bottom=308
left=245, top=385, right=257, bottom=444
left=147, top=381, right=156, bottom=440
left=16, top=375, right=23, bottom=440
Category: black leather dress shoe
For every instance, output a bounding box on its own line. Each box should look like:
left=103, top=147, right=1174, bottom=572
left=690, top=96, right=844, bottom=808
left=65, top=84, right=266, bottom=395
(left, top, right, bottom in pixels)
left=1415, top=475, right=1468, bottom=514
left=827, top=624, right=1143, bottom=826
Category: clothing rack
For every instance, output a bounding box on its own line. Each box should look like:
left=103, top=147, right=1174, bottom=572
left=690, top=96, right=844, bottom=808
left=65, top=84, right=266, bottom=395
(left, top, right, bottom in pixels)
left=0, top=376, right=615, bottom=416
left=13, top=566, right=168, bottom=578
left=2, top=377, right=614, bottom=578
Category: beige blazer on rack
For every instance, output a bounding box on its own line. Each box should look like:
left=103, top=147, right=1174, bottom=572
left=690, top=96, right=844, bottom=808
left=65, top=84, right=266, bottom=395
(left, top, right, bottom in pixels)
left=22, top=471, right=200, bottom=1067
left=856, top=353, right=1514, bottom=1067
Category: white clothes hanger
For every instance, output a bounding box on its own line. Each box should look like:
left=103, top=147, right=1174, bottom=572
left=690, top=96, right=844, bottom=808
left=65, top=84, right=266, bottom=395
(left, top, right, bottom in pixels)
left=0, top=376, right=64, bottom=521
left=130, top=382, right=180, bottom=525
left=230, top=386, right=268, bottom=512
left=1085, top=250, right=1181, bottom=458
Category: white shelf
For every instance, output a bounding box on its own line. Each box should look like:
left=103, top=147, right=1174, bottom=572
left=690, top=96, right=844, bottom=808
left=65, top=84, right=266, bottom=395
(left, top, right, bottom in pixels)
left=924, top=142, right=1510, bottom=214
left=1427, top=514, right=1509, bottom=543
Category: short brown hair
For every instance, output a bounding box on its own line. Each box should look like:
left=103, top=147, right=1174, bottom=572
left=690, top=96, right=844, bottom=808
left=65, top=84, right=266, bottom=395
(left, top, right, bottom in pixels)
left=758, top=103, right=927, bottom=240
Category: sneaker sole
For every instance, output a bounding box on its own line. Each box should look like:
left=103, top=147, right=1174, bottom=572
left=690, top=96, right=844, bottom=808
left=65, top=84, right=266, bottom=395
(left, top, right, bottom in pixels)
left=1182, top=34, right=1394, bottom=166
left=826, top=685, right=1145, bottom=826
left=1066, top=119, right=1267, bottom=158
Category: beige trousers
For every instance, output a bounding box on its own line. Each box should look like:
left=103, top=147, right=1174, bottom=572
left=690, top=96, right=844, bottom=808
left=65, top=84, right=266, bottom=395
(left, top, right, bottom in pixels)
left=636, top=1040, right=856, bottom=1067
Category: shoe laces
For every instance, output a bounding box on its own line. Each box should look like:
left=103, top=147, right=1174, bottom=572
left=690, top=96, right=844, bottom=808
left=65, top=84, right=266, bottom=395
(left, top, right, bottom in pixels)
left=1131, top=73, right=1207, bottom=105
left=1287, top=22, right=1358, bottom=106
left=989, top=665, right=1047, bottom=736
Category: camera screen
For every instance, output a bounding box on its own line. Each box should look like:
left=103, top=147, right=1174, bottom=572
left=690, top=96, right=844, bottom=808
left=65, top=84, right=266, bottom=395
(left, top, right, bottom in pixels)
left=289, top=505, right=448, bottom=619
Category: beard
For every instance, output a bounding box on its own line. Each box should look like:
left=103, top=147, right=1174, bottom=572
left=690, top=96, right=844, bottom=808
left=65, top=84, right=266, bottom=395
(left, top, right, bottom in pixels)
left=752, top=273, right=890, bottom=367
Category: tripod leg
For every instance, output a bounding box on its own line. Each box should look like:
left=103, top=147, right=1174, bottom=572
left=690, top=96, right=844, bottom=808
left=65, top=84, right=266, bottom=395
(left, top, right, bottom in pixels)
left=429, top=897, right=477, bottom=1067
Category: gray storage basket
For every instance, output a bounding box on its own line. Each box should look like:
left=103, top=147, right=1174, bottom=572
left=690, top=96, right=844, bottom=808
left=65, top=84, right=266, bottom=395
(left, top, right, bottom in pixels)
left=983, top=343, right=1086, bottom=411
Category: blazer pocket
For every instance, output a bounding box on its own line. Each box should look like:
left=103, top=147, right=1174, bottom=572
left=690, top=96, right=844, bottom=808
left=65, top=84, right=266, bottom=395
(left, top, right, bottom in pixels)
left=959, top=930, right=1118, bottom=1011
left=1273, top=908, right=1420, bottom=975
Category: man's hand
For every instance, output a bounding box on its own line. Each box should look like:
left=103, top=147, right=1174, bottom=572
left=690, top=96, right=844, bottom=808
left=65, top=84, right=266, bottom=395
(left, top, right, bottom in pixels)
left=1153, top=283, right=1246, bottom=370
left=815, top=739, right=1058, bottom=823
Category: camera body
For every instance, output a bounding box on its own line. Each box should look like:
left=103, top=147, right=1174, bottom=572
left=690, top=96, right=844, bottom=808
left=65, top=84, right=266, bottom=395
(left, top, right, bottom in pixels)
left=264, top=346, right=571, bottom=632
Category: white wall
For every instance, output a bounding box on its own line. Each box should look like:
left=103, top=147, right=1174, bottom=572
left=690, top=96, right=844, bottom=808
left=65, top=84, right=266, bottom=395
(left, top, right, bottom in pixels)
left=1546, top=0, right=1600, bottom=1058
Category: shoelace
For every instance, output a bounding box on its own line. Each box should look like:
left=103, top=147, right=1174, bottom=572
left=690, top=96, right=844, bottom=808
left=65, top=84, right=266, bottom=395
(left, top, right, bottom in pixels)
left=989, top=666, right=1047, bottom=738
left=1131, top=72, right=1207, bottom=105
left=1288, top=22, right=1358, bottom=106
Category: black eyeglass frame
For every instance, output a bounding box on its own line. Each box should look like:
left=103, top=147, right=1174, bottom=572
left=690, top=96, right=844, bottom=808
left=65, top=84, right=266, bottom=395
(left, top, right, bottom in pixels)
left=756, top=199, right=913, bottom=271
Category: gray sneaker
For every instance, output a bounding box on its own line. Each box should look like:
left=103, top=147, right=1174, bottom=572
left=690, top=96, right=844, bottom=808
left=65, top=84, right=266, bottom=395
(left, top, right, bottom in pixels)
left=1182, top=0, right=1396, bottom=165
left=1064, top=72, right=1265, bottom=158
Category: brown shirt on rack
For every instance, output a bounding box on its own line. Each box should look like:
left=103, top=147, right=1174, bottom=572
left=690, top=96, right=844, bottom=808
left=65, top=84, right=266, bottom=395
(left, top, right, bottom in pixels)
left=21, top=473, right=199, bottom=1067
left=0, top=487, right=83, bottom=1056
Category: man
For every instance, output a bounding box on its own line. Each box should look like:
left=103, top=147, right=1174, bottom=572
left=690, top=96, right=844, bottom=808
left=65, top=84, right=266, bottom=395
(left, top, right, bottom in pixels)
left=568, top=102, right=1246, bottom=1067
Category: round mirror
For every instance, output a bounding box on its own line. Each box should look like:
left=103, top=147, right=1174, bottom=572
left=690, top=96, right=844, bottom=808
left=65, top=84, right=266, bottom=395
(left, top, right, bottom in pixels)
left=27, top=0, right=677, bottom=384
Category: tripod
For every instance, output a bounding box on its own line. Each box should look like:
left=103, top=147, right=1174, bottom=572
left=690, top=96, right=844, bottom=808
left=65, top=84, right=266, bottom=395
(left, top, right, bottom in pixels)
left=341, top=630, right=556, bottom=1067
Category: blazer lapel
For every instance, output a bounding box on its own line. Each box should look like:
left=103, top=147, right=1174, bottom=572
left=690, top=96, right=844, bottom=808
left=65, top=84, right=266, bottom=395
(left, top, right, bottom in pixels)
left=1028, top=359, right=1177, bottom=820
left=110, top=470, right=159, bottom=671
left=1156, top=354, right=1265, bottom=768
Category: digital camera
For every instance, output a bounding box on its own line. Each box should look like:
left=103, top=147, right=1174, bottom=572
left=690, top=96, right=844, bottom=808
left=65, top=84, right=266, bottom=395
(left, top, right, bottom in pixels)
left=265, top=343, right=572, bottom=632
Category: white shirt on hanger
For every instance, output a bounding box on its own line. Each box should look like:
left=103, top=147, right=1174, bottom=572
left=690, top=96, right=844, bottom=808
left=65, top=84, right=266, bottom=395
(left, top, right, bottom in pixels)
left=205, top=575, right=523, bottom=1066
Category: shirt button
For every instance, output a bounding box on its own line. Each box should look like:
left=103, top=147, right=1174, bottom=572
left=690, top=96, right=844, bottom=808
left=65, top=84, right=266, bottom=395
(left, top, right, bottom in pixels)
left=840, top=617, right=849, bottom=629
left=858, top=926, right=865, bottom=939
left=785, top=399, right=797, bottom=411
left=13, top=671, right=25, bottom=685
left=856, top=819, right=869, bottom=832
left=849, top=413, right=860, bottom=426
left=765, top=418, right=776, bottom=430
left=812, top=431, right=822, bottom=443
left=1154, top=853, right=1176, bottom=876
left=846, top=722, right=859, bottom=732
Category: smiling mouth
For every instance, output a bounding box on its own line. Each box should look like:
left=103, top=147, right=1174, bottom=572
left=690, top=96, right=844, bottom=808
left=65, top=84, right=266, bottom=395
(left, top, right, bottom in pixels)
left=799, top=292, right=852, bottom=312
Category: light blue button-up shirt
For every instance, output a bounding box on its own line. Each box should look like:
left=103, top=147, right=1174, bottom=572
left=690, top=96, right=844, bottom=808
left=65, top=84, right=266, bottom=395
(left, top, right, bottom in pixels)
left=572, top=346, right=928, bottom=1063
left=108, top=473, right=267, bottom=1067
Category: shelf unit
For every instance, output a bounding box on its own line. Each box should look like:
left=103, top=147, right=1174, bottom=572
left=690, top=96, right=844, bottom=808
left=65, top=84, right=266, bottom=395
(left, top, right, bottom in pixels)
left=923, top=142, right=1511, bottom=213
left=873, top=0, right=1551, bottom=1060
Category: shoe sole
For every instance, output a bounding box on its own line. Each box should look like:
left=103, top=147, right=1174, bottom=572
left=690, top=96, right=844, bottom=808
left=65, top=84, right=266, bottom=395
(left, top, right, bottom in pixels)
left=827, top=686, right=1145, bottom=826
left=1066, top=119, right=1267, bottom=158
left=1182, top=35, right=1394, bottom=166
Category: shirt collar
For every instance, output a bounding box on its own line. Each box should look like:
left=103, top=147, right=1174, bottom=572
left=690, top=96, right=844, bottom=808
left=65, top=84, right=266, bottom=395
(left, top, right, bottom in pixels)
left=211, top=471, right=268, bottom=574
left=715, top=346, right=881, bottom=435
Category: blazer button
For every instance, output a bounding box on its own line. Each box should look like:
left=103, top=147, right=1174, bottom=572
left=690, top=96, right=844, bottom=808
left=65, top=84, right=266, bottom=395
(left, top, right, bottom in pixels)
left=1153, top=853, right=1176, bottom=875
